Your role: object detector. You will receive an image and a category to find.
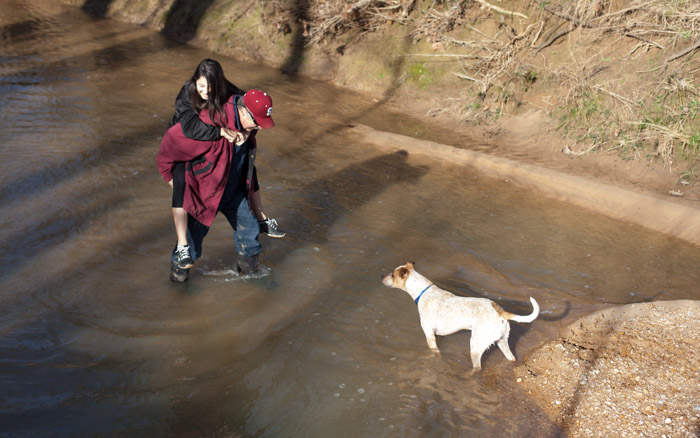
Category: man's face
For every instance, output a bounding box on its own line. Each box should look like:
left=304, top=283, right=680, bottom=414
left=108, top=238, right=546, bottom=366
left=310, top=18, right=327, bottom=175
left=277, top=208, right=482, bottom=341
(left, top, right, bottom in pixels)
left=238, top=105, right=259, bottom=132
left=196, top=76, right=208, bottom=101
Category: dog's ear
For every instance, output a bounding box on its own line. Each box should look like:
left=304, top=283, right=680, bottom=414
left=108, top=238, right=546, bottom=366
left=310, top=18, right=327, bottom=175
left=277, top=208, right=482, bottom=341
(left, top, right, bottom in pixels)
left=405, top=261, right=415, bottom=269
left=397, top=267, right=410, bottom=279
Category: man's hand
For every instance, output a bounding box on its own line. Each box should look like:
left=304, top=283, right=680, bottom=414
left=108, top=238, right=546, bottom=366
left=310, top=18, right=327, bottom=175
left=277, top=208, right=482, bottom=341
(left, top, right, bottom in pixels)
left=168, top=179, right=174, bottom=188
left=220, top=127, right=244, bottom=143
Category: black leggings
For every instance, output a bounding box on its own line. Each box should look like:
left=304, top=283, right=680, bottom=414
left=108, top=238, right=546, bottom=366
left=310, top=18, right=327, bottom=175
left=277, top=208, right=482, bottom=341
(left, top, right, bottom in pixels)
left=172, top=162, right=185, bottom=208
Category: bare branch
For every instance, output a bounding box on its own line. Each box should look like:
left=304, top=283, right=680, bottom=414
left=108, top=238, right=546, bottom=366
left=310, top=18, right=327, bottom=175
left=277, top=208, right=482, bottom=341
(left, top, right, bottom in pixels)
left=665, top=38, right=700, bottom=63
left=475, top=0, right=528, bottom=20
left=624, top=33, right=664, bottom=49
left=535, top=26, right=574, bottom=54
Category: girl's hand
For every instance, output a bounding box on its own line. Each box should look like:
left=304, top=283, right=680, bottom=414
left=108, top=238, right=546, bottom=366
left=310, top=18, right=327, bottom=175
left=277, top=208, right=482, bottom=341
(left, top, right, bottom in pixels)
left=221, top=128, right=239, bottom=143
left=220, top=127, right=235, bottom=142
left=168, top=179, right=174, bottom=188
left=220, top=127, right=244, bottom=143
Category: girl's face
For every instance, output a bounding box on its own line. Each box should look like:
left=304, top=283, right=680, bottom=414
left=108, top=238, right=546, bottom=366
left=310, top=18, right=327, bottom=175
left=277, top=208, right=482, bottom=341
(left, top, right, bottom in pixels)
left=196, top=76, right=209, bottom=100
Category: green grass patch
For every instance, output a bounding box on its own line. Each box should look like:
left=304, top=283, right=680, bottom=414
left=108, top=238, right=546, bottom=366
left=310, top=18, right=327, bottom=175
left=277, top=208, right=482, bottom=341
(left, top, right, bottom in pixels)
left=406, top=62, right=433, bottom=89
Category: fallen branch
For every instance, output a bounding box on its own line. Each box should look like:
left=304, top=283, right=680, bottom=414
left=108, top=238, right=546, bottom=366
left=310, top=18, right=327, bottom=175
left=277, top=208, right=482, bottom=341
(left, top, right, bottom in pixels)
left=454, top=72, right=480, bottom=82
left=624, top=33, right=664, bottom=50
left=346, top=0, right=375, bottom=14
left=438, top=35, right=482, bottom=49
left=594, top=86, right=638, bottom=111
left=475, top=0, right=528, bottom=19
left=509, top=24, right=533, bottom=46
left=563, top=143, right=598, bottom=156
left=530, top=21, right=544, bottom=48
left=466, top=24, right=497, bottom=41
left=395, top=53, right=479, bottom=59
left=592, top=5, right=642, bottom=21
left=542, top=7, right=595, bottom=28
left=535, top=26, right=573, bottom=54
left=665, top=38, right=700, bottom=63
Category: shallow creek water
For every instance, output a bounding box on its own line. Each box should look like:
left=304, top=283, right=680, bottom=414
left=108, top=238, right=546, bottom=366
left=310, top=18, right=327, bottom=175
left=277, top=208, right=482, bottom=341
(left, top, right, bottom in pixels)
left=1, top=1, right=699, bottom=436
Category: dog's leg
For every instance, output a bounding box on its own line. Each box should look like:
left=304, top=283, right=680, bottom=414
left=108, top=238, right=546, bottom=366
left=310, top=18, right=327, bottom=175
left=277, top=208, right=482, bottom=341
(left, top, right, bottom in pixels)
left=497, top=322, right=516, bottom=361
left=469, top=346, right=484, bottom=372
left=421, top=324, right=442, bottom=357
left=469, top=329, right=498, bottom=371
left=497, top=338, right=516, bottom=361
left=469, top=333, right=486, bottom=371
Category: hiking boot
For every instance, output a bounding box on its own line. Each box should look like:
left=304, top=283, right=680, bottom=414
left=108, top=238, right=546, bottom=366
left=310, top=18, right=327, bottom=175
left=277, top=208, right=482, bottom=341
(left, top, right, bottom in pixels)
left=237, top=255, right=259, bottom=275
left=170, top=263, right=190, bottom=282
left=174, top=245, right=194, bottom=269
left=259, top=218, right=285, bottom=238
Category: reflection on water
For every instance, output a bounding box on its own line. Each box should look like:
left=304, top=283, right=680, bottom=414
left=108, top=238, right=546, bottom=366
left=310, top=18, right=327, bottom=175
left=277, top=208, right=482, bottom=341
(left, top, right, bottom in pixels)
left=1, top=1, right=699, bottom=436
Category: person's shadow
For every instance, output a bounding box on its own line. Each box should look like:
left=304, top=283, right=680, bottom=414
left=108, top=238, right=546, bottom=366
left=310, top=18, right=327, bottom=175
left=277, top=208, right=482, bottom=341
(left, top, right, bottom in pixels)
left=293, top=149, right=429, bottom=244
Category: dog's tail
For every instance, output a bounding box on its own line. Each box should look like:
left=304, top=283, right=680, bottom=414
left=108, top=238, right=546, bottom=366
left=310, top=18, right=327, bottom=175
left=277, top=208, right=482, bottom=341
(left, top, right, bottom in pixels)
left=495, top=297, right=539, bottom=323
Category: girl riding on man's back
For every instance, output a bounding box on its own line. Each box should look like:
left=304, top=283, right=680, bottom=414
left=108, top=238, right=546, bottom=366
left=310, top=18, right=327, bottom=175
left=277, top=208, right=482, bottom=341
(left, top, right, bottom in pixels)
left=159, top=59, right=284, bottom=271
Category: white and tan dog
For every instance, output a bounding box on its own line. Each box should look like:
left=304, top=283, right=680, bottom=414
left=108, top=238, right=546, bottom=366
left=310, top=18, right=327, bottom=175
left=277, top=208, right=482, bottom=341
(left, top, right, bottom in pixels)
left=381, top=262, right=539, bottom=371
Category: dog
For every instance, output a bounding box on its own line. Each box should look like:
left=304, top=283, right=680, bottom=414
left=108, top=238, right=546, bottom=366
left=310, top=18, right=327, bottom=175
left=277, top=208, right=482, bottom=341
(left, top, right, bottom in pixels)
left=381, top=262, right=539, bottom=371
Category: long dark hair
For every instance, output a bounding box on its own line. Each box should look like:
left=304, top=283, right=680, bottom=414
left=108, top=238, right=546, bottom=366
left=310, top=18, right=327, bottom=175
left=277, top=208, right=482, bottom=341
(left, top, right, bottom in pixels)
left=185, top=59, right=244, bottom=128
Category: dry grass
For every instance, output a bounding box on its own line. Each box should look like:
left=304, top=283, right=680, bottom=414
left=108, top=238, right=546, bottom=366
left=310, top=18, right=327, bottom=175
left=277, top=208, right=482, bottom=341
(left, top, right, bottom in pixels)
left=262, top=0, right=700, bottom=177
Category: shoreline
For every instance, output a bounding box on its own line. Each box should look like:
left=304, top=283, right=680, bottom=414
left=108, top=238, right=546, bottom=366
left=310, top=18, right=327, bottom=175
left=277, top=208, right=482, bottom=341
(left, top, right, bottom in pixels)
left=350, top=124, right=700, bottom=247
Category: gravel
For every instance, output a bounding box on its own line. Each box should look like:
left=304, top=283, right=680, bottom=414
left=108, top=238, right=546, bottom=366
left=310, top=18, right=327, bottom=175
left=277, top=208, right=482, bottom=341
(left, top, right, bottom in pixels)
left=514, top=300, right=699, bottom=437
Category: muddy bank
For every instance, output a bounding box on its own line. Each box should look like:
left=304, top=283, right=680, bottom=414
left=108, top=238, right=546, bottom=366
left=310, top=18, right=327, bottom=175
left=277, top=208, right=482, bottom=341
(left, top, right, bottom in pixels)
left=514, top=300, right=700, bottom=437
left=62, top=0, right=700, bottom=247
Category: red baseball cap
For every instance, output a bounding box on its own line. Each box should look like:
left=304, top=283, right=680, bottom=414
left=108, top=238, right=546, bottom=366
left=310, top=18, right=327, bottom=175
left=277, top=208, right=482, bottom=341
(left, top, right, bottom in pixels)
left=243, top=89, right=274, bottom=129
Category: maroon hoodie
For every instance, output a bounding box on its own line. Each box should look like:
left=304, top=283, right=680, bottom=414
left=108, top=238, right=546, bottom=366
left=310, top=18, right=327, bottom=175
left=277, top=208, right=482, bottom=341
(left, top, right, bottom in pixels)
left=156, top=95, right=257, bottom=226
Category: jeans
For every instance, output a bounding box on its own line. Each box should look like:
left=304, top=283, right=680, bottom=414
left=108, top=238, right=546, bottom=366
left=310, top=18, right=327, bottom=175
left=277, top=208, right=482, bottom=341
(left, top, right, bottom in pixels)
left=172, top=195, right=262, bottom=265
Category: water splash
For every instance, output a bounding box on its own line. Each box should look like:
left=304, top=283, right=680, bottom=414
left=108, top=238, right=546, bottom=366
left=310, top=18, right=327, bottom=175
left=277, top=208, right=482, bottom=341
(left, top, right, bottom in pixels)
left=199, top=264, right=271, bottom=281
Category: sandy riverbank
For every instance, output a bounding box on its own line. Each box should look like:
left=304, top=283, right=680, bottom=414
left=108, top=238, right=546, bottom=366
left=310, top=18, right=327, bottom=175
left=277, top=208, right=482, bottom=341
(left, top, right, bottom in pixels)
left=514, top=300, right=700, bottom=438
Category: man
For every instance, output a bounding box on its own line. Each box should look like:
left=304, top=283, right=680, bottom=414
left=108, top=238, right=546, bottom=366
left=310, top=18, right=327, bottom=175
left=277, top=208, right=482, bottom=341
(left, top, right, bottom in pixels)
left=157, top=89, right=274, bottom=282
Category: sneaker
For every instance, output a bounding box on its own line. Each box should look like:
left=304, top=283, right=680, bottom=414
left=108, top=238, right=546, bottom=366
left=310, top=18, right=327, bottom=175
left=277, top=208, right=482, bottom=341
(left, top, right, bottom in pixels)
left=259, top=218, right=285, bottom=238
left=174, top=245, right=194, bottom=269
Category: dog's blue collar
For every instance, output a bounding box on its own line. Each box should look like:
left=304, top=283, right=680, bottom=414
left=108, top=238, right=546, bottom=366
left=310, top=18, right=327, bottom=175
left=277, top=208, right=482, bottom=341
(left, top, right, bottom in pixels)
left=414, top=284, right=434, bottom=304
